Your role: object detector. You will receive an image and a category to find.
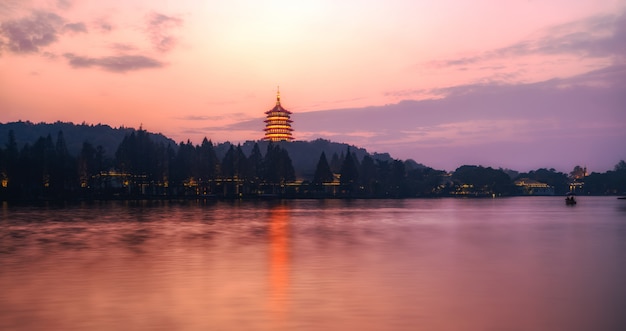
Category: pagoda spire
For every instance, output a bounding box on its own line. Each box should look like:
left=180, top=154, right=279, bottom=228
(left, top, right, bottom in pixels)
left=276, top=86, right=281, bottom=106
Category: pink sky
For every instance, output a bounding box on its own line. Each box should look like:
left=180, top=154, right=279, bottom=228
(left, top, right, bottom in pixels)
left=1, top=0, right=625, bottom=172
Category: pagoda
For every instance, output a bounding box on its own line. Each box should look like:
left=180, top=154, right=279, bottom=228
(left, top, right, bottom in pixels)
left=263, top=88, right=294, bottom=141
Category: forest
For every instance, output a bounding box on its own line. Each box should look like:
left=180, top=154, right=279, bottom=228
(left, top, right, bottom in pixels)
left=0, top=125, right=625, bottom=201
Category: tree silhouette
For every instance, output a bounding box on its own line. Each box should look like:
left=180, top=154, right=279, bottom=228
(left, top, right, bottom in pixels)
left=515, top=168, right=568, bottom=195
left=263, top=143, right=295, bottom=183
left=171, top=140, right=196, bottom=184
left=197, top=137, right=219, bottom=181
left=221, top=144, right=248, bottom=179
left=453, top=165, right=514, bottom=195
left=329, top=152, right=342, bottom=173
left=339, top=148, right=358, bottom=193
left=569, top=165, right=586, bottom=179
left=78, top=141, right=96, bottom=188
left=313, top=152, right=333, bottom=184
left=247, top=143, right=263, bottom=180
left=1, top=130, right=19, bottom=195
left=52, top=130, right=75, bottom=194
left=358, top=154, right=377, bottom=195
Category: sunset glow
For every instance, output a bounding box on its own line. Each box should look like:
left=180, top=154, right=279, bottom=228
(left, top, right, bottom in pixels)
left=1, top=0, right=624, bottom=171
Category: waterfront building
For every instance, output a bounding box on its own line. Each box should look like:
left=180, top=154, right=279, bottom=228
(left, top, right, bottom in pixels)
left=264, top=88, right=294, bottom=141
left=514, top=178, right=555, bottom=195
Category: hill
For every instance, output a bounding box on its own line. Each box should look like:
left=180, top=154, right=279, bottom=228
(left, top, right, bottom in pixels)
left=0, top=121, right=176, bottom=158
left=0, top=121, right=410, bottom=180
left=214, top=139, right=395, bottom=179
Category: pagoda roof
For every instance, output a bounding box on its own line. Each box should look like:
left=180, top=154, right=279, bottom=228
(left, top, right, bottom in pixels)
left=265, top=104, right=292, bottom=115
left=265, top=87, right=292, bottom=114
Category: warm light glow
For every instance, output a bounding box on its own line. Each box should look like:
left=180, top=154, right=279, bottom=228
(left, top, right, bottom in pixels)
left=268, top=204, right=290, bottom=320
left=264, top=90, right=294, bottom=142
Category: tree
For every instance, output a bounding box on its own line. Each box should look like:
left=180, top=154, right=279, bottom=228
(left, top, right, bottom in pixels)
left=329, top=152, right=342, bottom=173
left=197, top=137, right=218, bottom=180
left=153, top=142, right=171, bottom=187
left=313, top=152, right=333, bottom=184
left=358, top=154, right=377, bottom=195
left=4, top=130, right=18, bottom=185
left=515, top=168, right=569, bottom=195
left=221, top=144, right=247, bottom=179
left=570, top=165, right=586, bottom=179
left=247, top=143, right=263, bottom=180
left=406, top=167, right=446, bottom=196
left=339, top=148, right=358, bottom=192
left=115, top=129, right=158, bottom=180
left=171, top=140, right=196, bottom=183
left=263, top=143, right=295, bottom=183
left=389, top=159, right=407, bottom=197
left=453, top=165, right=514, bottom=196
left=78, top=141, right=97, bottom=188
left=1, top=130, right=19, bottom=194
left=51, top=130, right=76, bottom=194
left=95, top=145, right=107, bottom=173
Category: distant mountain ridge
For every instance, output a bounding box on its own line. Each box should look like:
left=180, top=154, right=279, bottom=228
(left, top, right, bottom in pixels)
left=214, top=139, right=396, bottom=179
left=0, top=121, right=176, bottom=158
left=0, top=121, right=409, bottom=179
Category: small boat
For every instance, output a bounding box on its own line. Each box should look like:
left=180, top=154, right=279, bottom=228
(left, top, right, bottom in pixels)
left=565, top=193, right=577, bottom=205
left=618, top=197, right=626, bottom=200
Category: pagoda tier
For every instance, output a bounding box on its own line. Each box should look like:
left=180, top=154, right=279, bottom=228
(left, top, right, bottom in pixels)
left=263, top=89, right=294, bottom=142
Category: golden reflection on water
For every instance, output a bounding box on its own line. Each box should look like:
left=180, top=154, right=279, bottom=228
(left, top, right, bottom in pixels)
left=268, top=204, right=290, bottom=321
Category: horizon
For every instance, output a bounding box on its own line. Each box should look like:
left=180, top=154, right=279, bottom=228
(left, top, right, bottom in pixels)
left=1, top=1, right=625, bottom=173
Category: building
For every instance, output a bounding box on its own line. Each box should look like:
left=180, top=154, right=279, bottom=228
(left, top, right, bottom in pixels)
left=514, top=178, right=555, bottom=195
left=264, top=88, right=294, bottom=142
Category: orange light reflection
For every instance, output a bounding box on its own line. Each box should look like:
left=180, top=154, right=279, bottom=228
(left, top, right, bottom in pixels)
left=268, top=204, right=290, bottom=321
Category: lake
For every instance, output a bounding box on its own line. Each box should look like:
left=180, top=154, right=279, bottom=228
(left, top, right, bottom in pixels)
left=1, top=197, right=625, bottom=331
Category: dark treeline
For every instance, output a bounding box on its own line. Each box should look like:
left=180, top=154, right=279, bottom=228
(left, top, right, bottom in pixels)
left=0, top=128, right=625, bottom=201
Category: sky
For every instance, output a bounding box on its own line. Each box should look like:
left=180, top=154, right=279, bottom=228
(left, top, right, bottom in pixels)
left=1, top=0, right=625, bottom=172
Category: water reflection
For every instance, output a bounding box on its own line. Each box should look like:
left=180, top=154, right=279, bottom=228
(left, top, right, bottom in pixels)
left=268, top=203, right=290, bottom=321
left=0, top=198, right=625, bottom=330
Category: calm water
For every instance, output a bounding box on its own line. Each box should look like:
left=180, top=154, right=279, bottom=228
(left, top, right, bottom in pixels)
left=1, top=197, right=625, bottom=331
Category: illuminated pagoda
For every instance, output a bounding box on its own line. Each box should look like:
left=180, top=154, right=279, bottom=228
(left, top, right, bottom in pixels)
left=263, top=88, right=294, bottom=141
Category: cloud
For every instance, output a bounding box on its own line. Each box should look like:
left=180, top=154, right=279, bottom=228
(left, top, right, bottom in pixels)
left=63, top=22, right=87, bottom=34
left=146, top=12, right=183, bottom=52
left=94, top=18, right=113, bottom=33
left=431, top=11, right=626, bottom=68
left=0, top=0, right=23, bottom=19
left=0, top=11, right=64, bottom=53
left=64, top=53, right=164, bottom=72
left=178, top=113, right=251, bottom=122
left=207, top=64, right=625, bottom=171
left=57, top=0, right=73, bottom=10
left=181, top=115, right=214, bottom=121
left=110, top=43, right=137, bottom=52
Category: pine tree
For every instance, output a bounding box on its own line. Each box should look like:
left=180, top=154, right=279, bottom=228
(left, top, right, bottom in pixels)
left=329, top=152, right=342, bottom=173
left=359, top=154, right=376, bottom=195
left=313, top=152, right=333, bottom=184
left=3, top=130, right=19, bottom=191
left=339, top=148, right=358, bottom=186
left=52, top=130, right=75, bottom=194
left=221, top=144, right=248, bottom=179
left=263, top=143, right=295, bottom=183
left=78, top=141, right=96, bottom=188
left=247, top=143, right=263, bottom=180
left=198, top=137, right=218, bottom=180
